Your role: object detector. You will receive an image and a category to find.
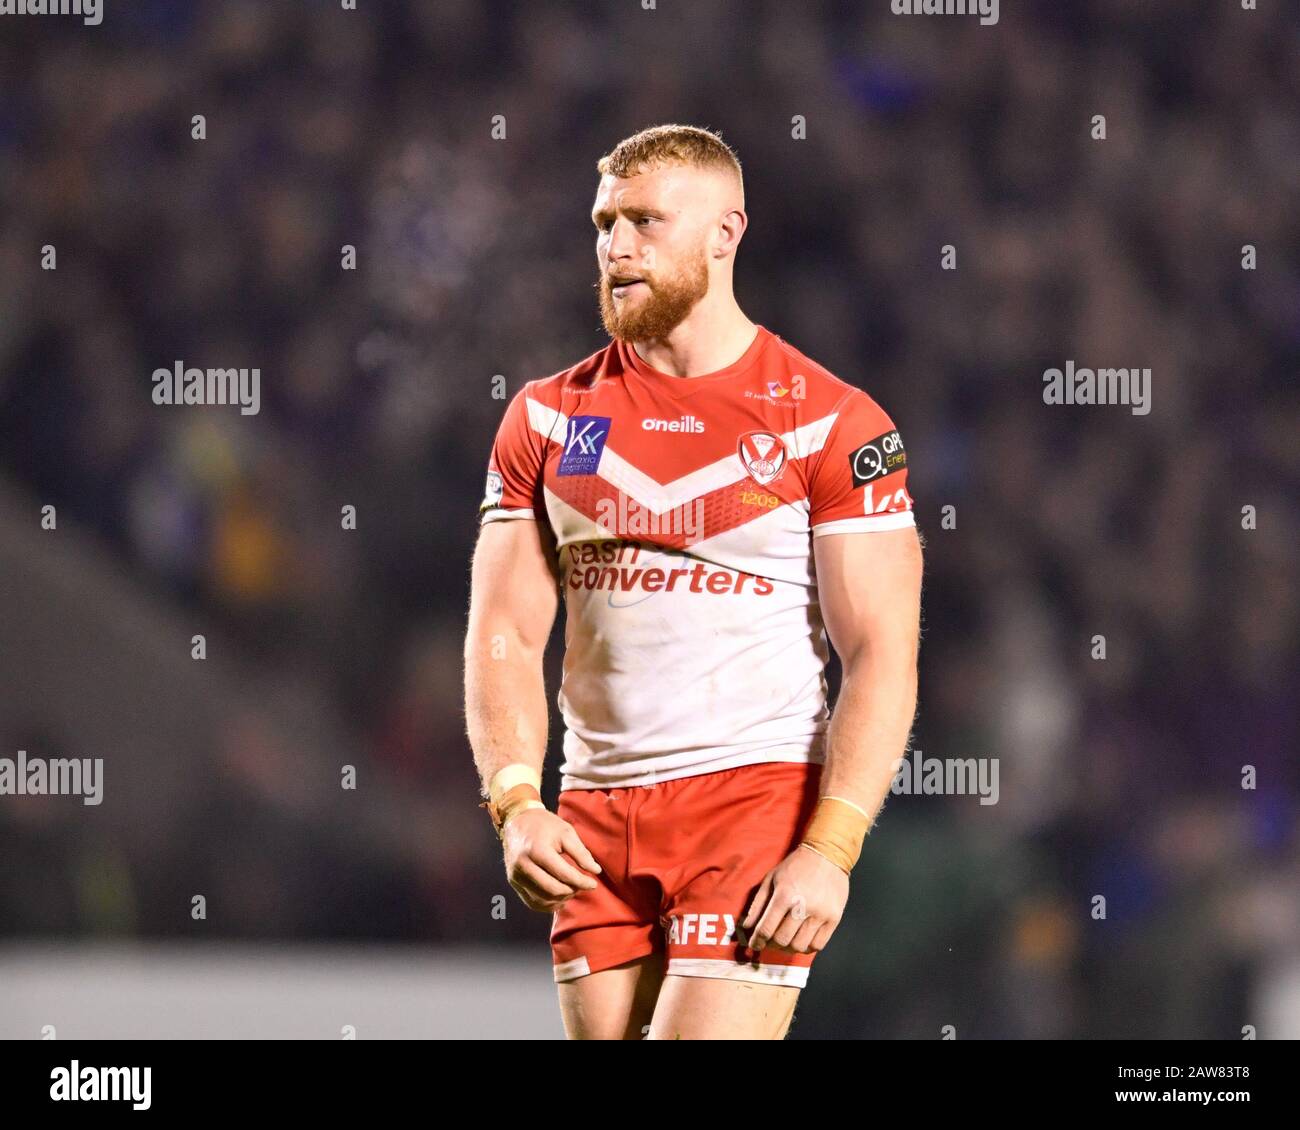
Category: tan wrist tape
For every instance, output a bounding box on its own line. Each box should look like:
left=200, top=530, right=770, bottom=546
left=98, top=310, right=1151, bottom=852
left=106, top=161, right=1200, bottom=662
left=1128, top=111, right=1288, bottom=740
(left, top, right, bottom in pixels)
left=495, top=786, right=545, bottom=832
left=480, top=782, right=545, bottom=837
left=800, top=796, right=871, bottom=875
left=488, top=763, right=542, bottom=805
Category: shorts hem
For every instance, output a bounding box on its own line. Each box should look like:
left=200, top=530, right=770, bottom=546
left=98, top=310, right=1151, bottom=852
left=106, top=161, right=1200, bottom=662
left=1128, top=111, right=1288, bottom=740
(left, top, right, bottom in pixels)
left=552, top=945, right=660, bottom=983
left=665, top=957, right=810, bottom=988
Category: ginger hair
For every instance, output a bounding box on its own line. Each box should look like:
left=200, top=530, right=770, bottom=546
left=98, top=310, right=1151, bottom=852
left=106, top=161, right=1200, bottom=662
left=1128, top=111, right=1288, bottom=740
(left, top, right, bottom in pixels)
left=596, top=124, right=743, bottom=204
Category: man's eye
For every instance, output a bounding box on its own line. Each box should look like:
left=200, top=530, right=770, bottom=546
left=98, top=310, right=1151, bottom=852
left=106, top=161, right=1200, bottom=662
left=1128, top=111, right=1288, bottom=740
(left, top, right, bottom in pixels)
left=595, top=217, right=652, bottom=233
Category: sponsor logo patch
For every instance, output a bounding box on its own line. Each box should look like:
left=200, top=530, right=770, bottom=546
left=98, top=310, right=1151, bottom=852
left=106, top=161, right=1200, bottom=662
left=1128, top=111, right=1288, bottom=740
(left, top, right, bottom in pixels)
left=558, top=415, right=611, bottom=476
left=849, top=430, right=906, bottom=486
left=480, top=470, right=504, bottom=511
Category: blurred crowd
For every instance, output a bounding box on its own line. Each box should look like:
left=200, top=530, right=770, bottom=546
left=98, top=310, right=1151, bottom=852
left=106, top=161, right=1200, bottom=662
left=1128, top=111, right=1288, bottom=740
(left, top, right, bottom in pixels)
left=0, top=0, right=1296, bottom=1037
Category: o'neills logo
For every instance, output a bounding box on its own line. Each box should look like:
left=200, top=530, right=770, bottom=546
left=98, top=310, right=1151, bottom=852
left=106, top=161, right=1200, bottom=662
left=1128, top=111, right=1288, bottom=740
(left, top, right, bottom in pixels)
left=642, top=415, right=704, bottom=433
left=738, top=431, right=787, bottom=486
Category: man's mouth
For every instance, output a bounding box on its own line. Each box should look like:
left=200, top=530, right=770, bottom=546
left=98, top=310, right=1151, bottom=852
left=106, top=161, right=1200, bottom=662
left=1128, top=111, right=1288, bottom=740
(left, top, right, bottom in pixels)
left=609, top=277, right=645, bottom=296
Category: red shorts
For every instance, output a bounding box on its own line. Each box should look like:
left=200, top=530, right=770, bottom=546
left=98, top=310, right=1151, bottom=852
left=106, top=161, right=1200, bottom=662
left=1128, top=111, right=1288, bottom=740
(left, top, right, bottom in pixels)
left=550, top=760, right=823, bottom=988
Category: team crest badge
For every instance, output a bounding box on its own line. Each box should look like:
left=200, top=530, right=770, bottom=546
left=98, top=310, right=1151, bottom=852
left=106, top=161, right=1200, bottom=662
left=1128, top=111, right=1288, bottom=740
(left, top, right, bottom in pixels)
left=738, top=431, right=787, bottom=486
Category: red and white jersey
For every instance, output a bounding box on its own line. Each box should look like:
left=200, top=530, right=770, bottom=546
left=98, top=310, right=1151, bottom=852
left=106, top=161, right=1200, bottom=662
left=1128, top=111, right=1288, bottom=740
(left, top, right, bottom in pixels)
left=479, top=324, right=914, bottom=791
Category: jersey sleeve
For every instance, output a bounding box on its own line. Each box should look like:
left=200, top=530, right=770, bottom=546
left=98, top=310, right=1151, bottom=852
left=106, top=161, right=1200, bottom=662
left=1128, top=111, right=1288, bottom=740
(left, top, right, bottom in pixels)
left=808, top=388, right=915, bottom=536
left=479, top=382, right=545, bottom=524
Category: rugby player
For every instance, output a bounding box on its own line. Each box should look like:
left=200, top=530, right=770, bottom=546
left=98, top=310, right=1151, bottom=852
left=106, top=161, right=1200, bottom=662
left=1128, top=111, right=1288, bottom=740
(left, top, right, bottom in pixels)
left=465, top=124, right=922, bottom=1039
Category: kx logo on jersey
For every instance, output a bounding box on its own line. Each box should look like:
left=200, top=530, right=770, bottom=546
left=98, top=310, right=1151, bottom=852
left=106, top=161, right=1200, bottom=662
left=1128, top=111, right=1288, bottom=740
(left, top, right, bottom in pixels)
left=558, top=415, right=611, bottom=476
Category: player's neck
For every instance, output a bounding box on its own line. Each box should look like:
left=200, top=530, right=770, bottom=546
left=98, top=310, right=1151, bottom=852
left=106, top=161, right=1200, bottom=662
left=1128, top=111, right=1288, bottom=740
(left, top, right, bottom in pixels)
left=630, top=300, right=757, bottom=378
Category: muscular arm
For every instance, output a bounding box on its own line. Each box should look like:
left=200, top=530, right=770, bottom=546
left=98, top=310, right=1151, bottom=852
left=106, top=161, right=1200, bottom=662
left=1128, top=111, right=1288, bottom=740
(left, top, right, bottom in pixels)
left=465, top=518, right=600, bottom=911
left=464, top=517, right=561, bottom=796
left=813, top=525, right=924, bottom=825
left=743, top=524, right=922, bottom=955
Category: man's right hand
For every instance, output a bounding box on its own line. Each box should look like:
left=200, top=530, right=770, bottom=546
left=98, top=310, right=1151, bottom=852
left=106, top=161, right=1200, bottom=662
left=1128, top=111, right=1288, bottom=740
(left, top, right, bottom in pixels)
left=502, top=808, right=602, bottom=912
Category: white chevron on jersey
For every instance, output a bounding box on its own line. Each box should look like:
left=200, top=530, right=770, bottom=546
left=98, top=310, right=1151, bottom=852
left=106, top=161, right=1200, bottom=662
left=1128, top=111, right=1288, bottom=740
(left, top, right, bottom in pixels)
left=526, top=394, right=842, bottom=515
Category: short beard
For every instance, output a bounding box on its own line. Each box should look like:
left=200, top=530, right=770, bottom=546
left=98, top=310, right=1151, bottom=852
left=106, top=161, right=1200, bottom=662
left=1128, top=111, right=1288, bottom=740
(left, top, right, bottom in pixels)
left=597, top=245, right=710, bottom=343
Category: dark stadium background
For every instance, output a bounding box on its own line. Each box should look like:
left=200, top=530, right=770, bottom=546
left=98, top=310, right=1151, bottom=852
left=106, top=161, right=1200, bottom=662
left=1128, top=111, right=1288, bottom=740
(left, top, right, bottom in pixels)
left=0, top=0, right=1296, bottom=1039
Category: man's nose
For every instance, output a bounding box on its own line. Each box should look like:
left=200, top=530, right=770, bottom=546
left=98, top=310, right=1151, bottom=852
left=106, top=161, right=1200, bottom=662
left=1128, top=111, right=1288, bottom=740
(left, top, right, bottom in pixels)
left=606, top=217, right=638, bottom=262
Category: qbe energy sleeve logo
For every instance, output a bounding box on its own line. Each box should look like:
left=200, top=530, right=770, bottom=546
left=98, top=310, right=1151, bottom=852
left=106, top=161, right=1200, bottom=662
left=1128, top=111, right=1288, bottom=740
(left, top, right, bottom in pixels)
left=848, top=430, right=907, bottom=487
left=50, top=1061, right=151, bottom=1111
